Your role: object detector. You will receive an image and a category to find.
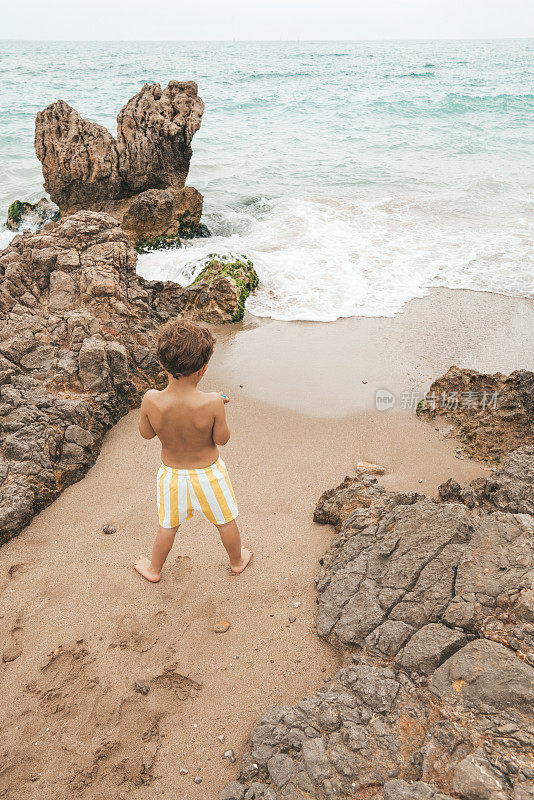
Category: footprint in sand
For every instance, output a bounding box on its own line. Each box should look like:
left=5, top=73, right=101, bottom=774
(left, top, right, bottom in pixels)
left=10, top=624, right=24, bottom=644
left=109, top=613, right=159, bottom=653
left=8, top=563, right=27, bottom=578
left=172, top=555, right=193, bottom=583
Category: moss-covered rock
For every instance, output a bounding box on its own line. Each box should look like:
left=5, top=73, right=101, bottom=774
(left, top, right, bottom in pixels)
left=5, top=198, right=60, bottom=231
left=191, top=255, right=259, bottom=322
left=153, top=254, right=259, bottom=324
left=6, top=200, right=35, bottom=230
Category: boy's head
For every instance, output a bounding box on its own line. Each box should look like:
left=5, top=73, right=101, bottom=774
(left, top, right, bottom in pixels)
left=157, top=319, right=215, bottom=379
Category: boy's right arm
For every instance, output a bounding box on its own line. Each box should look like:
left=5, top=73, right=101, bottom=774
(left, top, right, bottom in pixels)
left=212, top=395, right=231, bottom=446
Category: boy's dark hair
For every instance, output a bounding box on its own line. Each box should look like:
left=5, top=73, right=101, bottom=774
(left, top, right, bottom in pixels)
left=157, top=319, right=215, bottom=378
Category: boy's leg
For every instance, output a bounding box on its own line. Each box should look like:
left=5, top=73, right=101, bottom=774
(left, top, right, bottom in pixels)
left=134, top=525, right=179, bottom=582
left=216, top=519, right=253, bottom=574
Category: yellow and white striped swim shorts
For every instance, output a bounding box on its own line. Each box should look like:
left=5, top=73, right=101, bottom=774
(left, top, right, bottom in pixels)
left=157, top=457, right=238, bottom=528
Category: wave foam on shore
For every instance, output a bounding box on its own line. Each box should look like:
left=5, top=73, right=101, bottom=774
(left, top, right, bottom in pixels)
left=138, top=191, right=533, bottom=322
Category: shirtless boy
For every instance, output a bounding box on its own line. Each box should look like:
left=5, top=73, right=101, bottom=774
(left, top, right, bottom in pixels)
left=133, top=319, right=252, bottom=582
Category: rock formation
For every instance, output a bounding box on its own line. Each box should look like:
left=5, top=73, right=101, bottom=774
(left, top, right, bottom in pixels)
left=417, top=367, right=534, bottom=462
left=0, top=213, right=258, bottom=540
left=220, top=446, right=534, bottom=799
left=34, top=81, right=205, bottom=242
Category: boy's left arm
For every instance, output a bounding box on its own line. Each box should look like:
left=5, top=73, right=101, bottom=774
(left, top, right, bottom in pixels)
left=139, top=393, right=157, bottom=440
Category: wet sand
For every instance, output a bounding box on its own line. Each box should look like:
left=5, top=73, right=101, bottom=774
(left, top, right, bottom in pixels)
left=0, top=288, right=532, bottom=799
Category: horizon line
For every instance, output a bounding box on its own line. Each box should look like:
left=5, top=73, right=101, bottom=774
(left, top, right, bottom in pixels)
left=1, top=36, right=533, bottom=43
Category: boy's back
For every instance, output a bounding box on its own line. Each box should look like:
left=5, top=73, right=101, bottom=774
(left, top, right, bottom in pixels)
left=141, top=385, right=227, bottom=469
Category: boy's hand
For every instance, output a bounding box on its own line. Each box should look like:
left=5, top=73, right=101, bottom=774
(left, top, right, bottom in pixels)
left=219, top=392, right=230, bottom=404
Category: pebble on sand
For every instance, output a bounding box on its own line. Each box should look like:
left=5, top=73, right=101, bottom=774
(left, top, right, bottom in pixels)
left=2, top=646, right=22, bottom=663
left=289, top=615, right=297, bottom=623
left=213, top=620, right=231, bottom=633
left=179, top=768, right=188, bottom=775
left=223, top=749, right=236, bottom=763
left=355, top=461, right=386, bottom=475
left=194, top=776, right=203, bottom=784
left=134, top=680, right=150, bottom=695
left=102, top=524, right=116, bottom=534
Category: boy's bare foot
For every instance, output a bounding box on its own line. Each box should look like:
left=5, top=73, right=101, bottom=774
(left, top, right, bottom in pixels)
left=133, top=556, right=161, bottom=583
left=230, top=547, right=253, bottom=575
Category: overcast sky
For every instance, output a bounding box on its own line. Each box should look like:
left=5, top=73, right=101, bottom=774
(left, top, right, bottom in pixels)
left=0, top=0, right=532, bottom=40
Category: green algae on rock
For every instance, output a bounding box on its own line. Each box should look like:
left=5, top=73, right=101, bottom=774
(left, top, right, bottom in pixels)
left=135, top=234, right=182, bottom=254
left=153, top=255, right=259, bottom=324
left=6, top=200, right=33, bottom=229
left=133, top=216, right=210, bottom=252
left=178, top=221, right=211, bottom=239
left=5, top=198, right=60, bottom=231
left=191, top=255, right=259, bottom=322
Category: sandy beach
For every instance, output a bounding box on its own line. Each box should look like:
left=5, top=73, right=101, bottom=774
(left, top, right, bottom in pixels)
left=0, top=287, right=532, bottom=799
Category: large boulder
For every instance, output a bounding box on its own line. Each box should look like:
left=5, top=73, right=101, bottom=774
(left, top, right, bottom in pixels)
left=220, top=448, right=534, bottom=799
left=34, top=81, right=205, bottom=240
left=0, top=213, right=258, bottom=540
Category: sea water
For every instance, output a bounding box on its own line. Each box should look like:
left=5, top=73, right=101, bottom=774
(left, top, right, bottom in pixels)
left=0, top=39, right=532, bottom=320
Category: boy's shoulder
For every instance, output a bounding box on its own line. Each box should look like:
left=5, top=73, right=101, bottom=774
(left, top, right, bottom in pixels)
left=141, top=388, right=162, bottom=407
left=197, top=390, right=224, bottom=409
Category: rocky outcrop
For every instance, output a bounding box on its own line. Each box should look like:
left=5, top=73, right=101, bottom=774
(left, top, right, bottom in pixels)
left=220, top=448, right=534, bottom=799
left=0, top=213, right=258, bottom=540
left=417, top=367, right=534, bottom=462
left=34, top=81, right=205, bottom=241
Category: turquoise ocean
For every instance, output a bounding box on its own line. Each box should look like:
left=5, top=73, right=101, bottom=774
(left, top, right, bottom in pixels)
left=0, top=39, right=532, bottom=321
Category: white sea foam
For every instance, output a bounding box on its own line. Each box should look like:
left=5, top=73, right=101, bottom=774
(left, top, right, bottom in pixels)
left=137, top=191, right=533, bottom=322
left=0, top=229, right=15, bottom=251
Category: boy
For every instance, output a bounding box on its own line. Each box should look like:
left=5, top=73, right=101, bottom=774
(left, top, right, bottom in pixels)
left=133, top=319, right=252, bottom=582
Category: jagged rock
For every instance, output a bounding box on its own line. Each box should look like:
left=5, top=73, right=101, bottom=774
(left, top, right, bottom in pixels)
left=313, top=473, right=389, bottom=528
left=34, top=82, right=204, bottom=240
left=315, top=498, right=475, bottom=648
left=4, top=197, right=59, bottom=232
left=417, top=367, right=534, bottom=462
left=223, top=445, right=533, bottom=799
left=0, top=212, right=257, bottom=541
left=437, top=446, right=534, bottom=516
left=481, top=445, right=534, bottom=514
left=116, top=81, right=203, bottom=194
left=153, top=256, right=259, bottom=324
